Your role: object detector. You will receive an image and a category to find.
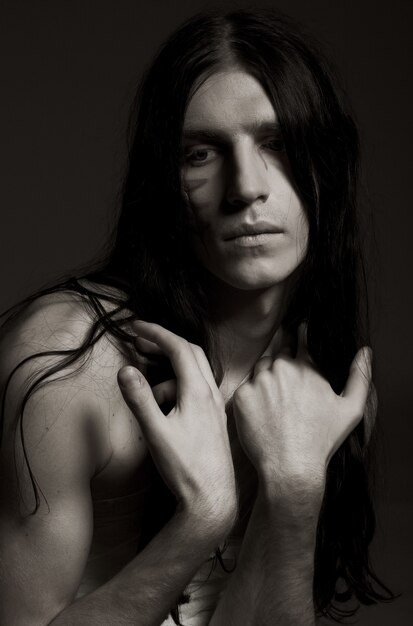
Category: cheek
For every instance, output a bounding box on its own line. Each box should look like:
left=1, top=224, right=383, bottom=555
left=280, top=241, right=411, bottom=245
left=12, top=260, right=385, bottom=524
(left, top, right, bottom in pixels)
left=182, top=172, right=218, bottom=263
left=182, top=166, right=225, bottom=228
left=294, top=208, right=309, bottom=261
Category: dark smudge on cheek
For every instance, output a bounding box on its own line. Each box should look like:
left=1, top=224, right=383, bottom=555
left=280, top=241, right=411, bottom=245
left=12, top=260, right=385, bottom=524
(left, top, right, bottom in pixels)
left=181, top=186, right=210, bottom=237
left=183, top=177, right=209, bottom=192
left=259, top=151, right=269, bottom=171
left=182, top=176, right=213, bottom=224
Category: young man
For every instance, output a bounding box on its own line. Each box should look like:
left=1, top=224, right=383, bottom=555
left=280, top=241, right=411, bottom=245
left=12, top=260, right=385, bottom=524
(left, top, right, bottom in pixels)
left=0, top=10, right=391, bottom=626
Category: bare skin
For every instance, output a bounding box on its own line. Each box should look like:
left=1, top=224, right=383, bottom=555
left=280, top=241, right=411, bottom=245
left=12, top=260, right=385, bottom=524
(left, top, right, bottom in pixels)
left=0, top=294, right=232, bottom=626
left=118, top=321, right=370, bottom=626
left=0, top=70, right=372, bottom=625
left=0, top=293, right=371, bottom=626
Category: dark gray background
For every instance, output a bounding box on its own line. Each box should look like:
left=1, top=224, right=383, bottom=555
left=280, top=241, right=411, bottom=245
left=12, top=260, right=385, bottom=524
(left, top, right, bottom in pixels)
left=0, top=0, right=411, bottom=622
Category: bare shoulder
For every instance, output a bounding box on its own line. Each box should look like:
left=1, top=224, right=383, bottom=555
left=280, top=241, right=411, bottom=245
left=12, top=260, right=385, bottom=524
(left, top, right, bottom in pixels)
left=0, top=284, right=128, bottom=368
left=0, top=287, right=128, bottom=401
left=0, top=287, right=150, bottom=623
left=0, top=286, right=148, bottom=511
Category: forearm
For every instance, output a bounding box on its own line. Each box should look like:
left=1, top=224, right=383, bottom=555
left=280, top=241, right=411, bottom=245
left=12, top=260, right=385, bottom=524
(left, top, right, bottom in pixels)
left=49, top=508, right=223, bottom=626
left=210, top=481, right=322, bottom=626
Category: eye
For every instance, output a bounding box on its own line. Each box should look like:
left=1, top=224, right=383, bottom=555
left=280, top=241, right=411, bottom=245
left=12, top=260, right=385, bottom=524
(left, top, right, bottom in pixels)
left=184, top=146, right=219, bottom=167
left=261, top=137, right=285, bottom=152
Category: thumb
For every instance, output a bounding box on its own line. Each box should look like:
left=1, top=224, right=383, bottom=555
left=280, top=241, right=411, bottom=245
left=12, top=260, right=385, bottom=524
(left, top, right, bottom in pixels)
left=118, top=366, right=164, bottom=442
left=342, top=347, right=372, bottom=417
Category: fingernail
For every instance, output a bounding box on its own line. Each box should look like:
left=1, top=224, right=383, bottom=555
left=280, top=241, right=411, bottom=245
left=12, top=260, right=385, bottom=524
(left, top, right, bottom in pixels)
left=118, top=366, right=141, bottom=387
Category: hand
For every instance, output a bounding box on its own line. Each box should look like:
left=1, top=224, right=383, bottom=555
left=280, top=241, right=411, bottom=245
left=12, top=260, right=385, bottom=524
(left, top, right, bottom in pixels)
left=117, top=321, right=237, bottom=535
left=232, top=324, right=372, bottom=496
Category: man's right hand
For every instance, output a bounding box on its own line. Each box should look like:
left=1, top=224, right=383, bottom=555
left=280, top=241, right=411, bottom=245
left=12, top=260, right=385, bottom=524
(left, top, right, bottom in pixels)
left=117, top=320, right=237, bottom=538
left=0, top=302, right=236, bottom=626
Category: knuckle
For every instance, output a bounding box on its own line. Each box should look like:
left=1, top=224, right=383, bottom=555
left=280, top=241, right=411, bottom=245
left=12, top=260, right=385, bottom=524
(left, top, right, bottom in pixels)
left=256, top=369, right=273, bottom=382
left=272, top=355, right=295, bottom=377
left=173, top=336, right=188, bottom=355
left=135, top=319, right=158, bottom=334
left=233, top=384, right=249, bottom=405
left=191, top=343, right=205, bottom=358
left=282, top=354, right=294, bottom=365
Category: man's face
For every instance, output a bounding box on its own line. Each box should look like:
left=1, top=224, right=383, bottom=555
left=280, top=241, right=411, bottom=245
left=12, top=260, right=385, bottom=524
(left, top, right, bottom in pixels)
left=181, top=69, right=309, bottom=291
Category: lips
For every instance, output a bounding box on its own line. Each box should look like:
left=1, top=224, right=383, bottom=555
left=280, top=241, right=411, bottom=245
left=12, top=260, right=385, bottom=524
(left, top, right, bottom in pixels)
left=223, top=222, right=283, bottom=241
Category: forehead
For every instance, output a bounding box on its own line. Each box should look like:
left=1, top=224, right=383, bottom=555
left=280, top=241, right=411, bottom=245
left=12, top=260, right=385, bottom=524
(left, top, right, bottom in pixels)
left=183, top=70, right=277, bottom=133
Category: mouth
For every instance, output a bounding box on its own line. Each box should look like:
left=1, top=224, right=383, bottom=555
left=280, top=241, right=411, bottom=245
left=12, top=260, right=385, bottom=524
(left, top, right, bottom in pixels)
left=223, top=222, right=284, bottom=241
left=224, top=232, right=283, bottom=247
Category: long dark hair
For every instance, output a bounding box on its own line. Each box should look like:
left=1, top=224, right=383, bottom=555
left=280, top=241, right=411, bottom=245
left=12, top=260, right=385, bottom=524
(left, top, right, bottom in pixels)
left=1, top=8, right=395, bottom=621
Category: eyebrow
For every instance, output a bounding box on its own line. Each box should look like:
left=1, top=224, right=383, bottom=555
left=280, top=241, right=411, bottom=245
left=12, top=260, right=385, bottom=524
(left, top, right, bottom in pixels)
left=182, top=121, right=281, bottom=143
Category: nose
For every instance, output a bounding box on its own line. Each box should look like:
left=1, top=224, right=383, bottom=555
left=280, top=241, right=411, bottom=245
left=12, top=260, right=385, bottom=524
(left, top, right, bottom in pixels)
left=226, top=143, right=270, bottom=208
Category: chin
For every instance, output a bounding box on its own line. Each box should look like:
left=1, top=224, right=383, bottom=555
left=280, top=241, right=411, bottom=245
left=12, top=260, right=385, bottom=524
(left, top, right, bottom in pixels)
left=210, top=266, right=295, bottom=291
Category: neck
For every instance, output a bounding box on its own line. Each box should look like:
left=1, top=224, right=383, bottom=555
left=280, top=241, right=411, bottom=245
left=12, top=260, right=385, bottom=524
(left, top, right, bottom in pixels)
left=207, top=277, right=293, bottom=398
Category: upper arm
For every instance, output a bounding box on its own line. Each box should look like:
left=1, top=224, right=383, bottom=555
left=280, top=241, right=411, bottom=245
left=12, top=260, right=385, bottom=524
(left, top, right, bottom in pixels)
left=0, top=297, right=118, bottom=625
left=0, top=381, right=100, bottom=624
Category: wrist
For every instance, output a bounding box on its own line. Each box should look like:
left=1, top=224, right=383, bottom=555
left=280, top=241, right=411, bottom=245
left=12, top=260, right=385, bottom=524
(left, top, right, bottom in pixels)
left=177, top=492, right=237, bottom=543
left=254, top=486, right=321, bottom=548
left=257, top=467, right=325, bottom=518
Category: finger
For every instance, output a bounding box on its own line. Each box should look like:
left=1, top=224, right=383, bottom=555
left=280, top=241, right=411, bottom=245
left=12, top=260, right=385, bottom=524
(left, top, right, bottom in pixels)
left=131, top=321, right=202, bottom=390
left=330, top=369, right=372, bottom=458
left=117, top=366, right=165, bottom=443
left=253, top=356, right=273, bottom=376
left=152, top=379, right=177, bottom=407
left=135, top=328, right=212, bottom=379
left=330, top=417, right=360, bottom=460
left=135, top=335, right=164, bottom=355
left=189, top=343, right=219, bottom=391
left=341, top=347, right=372, bottom=416
left=329, top=350, right=372, bottom=457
